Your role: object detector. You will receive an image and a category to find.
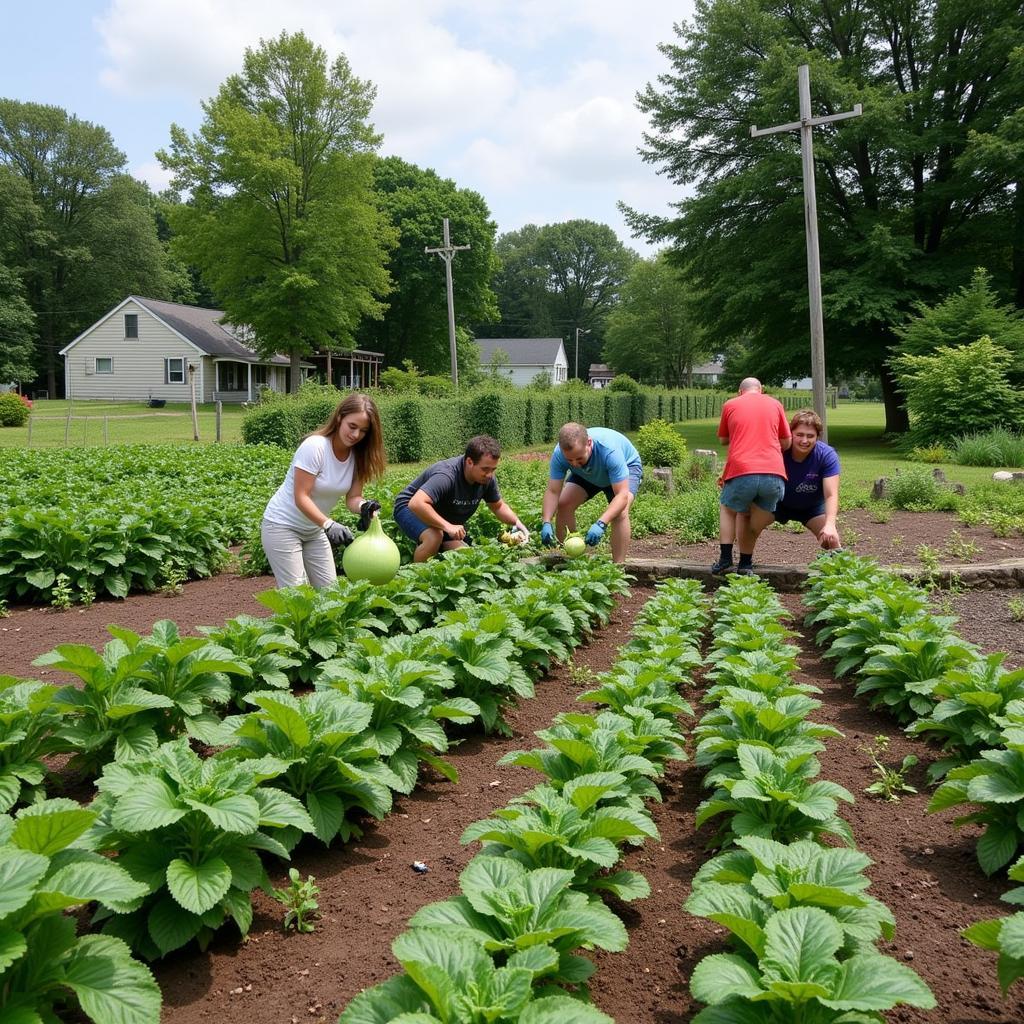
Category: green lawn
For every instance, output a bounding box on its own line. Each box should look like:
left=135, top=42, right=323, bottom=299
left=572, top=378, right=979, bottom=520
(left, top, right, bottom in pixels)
left=670, top=402, right=1012, bottom=501
left=0, top=400, right=250, bottom=447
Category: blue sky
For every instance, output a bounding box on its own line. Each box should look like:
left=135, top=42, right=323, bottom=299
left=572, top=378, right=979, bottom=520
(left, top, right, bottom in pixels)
left=0, top=0, right=697, bottom=254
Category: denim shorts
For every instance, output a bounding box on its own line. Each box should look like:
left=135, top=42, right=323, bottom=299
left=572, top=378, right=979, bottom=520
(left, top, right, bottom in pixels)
left=567, top=464, right=643, bottom=502
left=773, top=501, right=825, bottom=526
left=720, top=473, right=786, bottom=513
left=393, top=503, right=468, bottom=545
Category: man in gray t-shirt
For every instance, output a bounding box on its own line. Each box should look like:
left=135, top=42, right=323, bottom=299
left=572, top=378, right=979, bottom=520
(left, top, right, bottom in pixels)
left=393, top=435, right=530, bottom=561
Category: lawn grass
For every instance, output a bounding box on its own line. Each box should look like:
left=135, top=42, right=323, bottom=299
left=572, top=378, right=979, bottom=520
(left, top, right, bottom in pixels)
left=0, top=400, right=249, bottom=447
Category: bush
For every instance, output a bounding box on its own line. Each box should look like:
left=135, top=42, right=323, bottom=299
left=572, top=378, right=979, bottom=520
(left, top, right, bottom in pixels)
left=636, top=419, right=688, bottom=468
left=952, top=428, right=1024, bottom=468
left=0, top=392, right=30, bottom=427
left=884, top=468, right=944, bottom=510
left=608, top=374, right=641, bottom=394
left=909, top=444, right=951, bottom=463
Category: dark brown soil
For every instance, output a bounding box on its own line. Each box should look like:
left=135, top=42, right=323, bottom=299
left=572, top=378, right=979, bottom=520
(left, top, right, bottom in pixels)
left=1, top=512, right=1023, bottom=1024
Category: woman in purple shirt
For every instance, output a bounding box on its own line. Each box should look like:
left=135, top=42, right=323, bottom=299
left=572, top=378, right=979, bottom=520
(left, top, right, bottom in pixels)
left=738, top=408, right=842, bottom=555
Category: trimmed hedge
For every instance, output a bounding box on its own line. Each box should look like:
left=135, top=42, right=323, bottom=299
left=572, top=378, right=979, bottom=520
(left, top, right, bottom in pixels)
left=242, top=386, right=812, bottom=461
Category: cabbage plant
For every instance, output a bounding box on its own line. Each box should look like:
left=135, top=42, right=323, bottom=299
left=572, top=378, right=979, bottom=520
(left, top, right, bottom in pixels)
left=83, top=738, right=314, bottom=958
left=0, top=677, right=61, bottom=811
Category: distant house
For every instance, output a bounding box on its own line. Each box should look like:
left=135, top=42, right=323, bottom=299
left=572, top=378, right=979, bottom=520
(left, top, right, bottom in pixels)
left=782, top=376, right=814, bottom=390
left=588, top=363, right=615, bottom=389
left=475, top=338, right=569, bottom=386
left=59, top=296, right=313, bottom=403
left=691, top=361, right=726, bottom=386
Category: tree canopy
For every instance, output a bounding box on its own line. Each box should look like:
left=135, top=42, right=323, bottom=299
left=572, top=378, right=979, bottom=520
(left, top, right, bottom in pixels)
left=158, top=31, right=395, bottom=390
left=603, top=253, right=711, bottom=387
left=0, top=100, right=173, bottom=395
left=625, top=0, right=1024, bottom=431
left=355, top=156, right=498, bottom=376
left=485, top=219, right=637, bottom=378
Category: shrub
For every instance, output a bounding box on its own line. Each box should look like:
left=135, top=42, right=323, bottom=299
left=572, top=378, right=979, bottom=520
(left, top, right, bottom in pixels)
left=909, top=443, right=950, bottom=463
left=953, top=427, right=1024, bottom=468
left=884, top=468, right=942, bottom=509
left=636, top=418, right=688, bottom=468
left=0, top=391, right=30, bottom=426
left=608, top=373, right=641, bottom=394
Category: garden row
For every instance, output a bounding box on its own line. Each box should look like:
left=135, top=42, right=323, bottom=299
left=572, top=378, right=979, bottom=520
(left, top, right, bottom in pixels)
left=0, top=548, right=626, bottom=1023
left=681, top=572, right=935, bottom=1020
left=803, top=552, right=1024, bottom=994
left=337, top=576, right=709, bottom=1022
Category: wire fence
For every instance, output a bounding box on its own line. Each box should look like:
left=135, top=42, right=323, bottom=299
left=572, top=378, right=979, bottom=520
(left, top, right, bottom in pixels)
left=23, top=408, right=235, bottom=446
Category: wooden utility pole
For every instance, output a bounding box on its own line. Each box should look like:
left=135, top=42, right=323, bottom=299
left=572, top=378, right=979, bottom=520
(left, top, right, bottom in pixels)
left=425, top=218, right=470, bottom=388
left=750, top=64, right=862, bottom=442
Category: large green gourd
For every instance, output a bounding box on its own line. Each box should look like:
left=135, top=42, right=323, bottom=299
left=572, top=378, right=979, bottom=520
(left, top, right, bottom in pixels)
left=342, top=515, right=402, bottom=584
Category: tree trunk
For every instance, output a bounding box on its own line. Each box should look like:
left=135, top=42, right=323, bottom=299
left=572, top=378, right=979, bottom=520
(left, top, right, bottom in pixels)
left=879, top=360, right=909, bottom=434
left=290, top=350, right=301, bottom=394
left=44, top=320, right=56, bottom=399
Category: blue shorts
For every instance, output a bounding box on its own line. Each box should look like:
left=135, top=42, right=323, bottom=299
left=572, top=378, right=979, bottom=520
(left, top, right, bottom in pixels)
left=566, top=464, right=643, bottom=502
left=773, top=501, right=825, bottom=526
left=393, top=503, right=469, bottom=545
left=720, top=473, right=786, bottom=513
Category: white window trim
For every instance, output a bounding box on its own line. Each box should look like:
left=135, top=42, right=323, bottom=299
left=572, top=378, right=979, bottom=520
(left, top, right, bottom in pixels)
left=124, top=313, right=139, bottom=339
left=165, top=357, right=186, bottom=385
left=95, top=356, right=114, bottom=374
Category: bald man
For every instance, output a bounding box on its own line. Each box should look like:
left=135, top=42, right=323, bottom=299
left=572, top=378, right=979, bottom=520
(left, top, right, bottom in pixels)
left=713, top=378, right=792, bottom=575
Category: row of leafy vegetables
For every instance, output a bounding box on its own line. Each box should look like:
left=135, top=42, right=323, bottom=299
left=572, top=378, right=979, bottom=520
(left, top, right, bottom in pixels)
left=681, top=572, right=936, bottom=1022
left=0, top=547, right=626, bottom=1023
left=804, top=551, right=1024, bottom=995
left=337, top=575, right=709, bottom=1023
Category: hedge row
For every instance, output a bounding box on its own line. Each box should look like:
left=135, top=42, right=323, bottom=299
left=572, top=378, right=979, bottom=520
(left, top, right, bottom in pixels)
left=241, top=386, right=811, bottom=460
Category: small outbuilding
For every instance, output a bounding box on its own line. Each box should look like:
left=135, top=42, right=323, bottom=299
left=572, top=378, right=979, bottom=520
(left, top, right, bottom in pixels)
left=475, top=337, right=569, bottom=386
left=588, top=363, right=615, bottom=389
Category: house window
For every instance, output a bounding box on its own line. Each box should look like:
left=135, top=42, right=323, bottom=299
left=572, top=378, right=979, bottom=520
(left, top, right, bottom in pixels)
left=124, top=314, right=138, bottom=338
left=165, top=357, right=186, bottom=384
left=95, top=357, right=113, bottom=374
left=252, top=365, right=268, bottom=387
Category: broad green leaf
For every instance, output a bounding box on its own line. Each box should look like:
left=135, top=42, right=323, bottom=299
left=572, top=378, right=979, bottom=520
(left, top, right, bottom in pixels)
left=12, top=800, right=96, bottom=855
left=690, top=953, right=764, bottom=1005
left=185, top=793, right=260, bottom=833
left=255, top=696, right=311, bottom=748
left=518, top=995, right=615, bottom=1024
left=166, top=856, right=232, bottom=915
left=253, top=787, right=315, bottom=832
left=0, top=847, right=49, bottom=915
left=110, top=777, right=186, bottom=832
left=307, top=790, right=345, bottom=844
left=963, top=918, right=1003, bottom=951
left=63, top=934, right=162, bottom=1024
left=822, top=953, right=936, bottom=1011
left=147, top=895, right=203, bottom=955
left=762, top=907, right=843, bottom=981
left=42, top=859, right=149, bottom=914
left=0, top=927, right=28, bottom=971
left=978, top=824, right=1019, bottom=875
left=999, top=913, right=1024, bottom=959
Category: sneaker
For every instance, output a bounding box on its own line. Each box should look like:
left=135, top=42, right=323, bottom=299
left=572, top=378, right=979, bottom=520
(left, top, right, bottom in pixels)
left=734, top=563, right=755, bottom=576
left=710, top=557, right=734, bottom=576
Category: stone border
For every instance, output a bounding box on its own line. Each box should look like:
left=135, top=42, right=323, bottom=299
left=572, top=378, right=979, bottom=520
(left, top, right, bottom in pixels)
left=535, top=554, right=1024, bottom=592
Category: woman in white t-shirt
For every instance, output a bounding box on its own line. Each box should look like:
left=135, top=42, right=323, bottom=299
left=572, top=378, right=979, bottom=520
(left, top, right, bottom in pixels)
left=261, top=393, right=387, bottom=589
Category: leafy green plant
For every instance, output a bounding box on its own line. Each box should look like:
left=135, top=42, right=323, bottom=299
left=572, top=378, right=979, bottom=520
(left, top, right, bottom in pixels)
left=200, top=614, right=302, bottom=707
left=695, top=744, right=855, bottom=849
left=635, top=418, right=688, bottom=468
left=963, top=853, right=1024, bottom=993
left=868, top=503, right=892, bottom=524
left=0, top=676, right=61, bottom=811
left=689, top=906, right=934, bottom=1022
left=50, top=572, right=74, bottom=610
left=944, top=530, right=982, bottom=561
left=271, top=867, right=319, bottom=933
left=83, top=738, right=315, bottom=958
left=339, top=929, right=615, bottom=1023
left=909, top=443, right=951, bottom=463
left=0, top=798, right=160, bottom=1024
left=409, top=855, right=627, bottom=989
left=688, top=835, right=896, bottom=952
left=223, top=688, right=407, bottom=845
left=1010, top=597, right=1024, bottom=623
left=158, top=559, right=188, bottom=596
left=859, top=735, right=918, bottom=802
left=462, top=782, right=656, bottom=902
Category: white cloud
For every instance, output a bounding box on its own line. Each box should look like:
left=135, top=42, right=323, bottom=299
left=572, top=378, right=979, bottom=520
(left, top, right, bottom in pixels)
left=132, top=159, right=173, bottom=192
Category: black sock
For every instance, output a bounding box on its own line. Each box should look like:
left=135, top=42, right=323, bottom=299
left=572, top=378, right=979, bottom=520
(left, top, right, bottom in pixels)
left=719, top=543, right=733, bottom=563
left=738, top=552, right=753, bottom=568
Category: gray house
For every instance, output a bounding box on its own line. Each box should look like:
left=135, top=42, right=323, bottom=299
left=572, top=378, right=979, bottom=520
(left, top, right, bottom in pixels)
left=476, top=338, right=569, bottom=386
left=60, top=296, right=304, bottom=403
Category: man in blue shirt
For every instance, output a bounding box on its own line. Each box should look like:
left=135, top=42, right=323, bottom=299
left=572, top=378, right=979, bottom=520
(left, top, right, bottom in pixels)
left=737, top=408, right=842, bottom=557
left=540, top=423, right=643, bottom=562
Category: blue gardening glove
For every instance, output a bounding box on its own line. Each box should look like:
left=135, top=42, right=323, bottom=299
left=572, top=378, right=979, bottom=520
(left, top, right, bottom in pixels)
left=323, top=519, right=354, bottom=547
left=357, top=499, right=381, bottom=532
left=585, top=520, right=607, bottom=547
left=540, top=522, right=555, bottom=547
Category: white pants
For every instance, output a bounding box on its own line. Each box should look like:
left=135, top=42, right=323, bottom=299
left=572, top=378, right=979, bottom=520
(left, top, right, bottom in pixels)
left=260, top=519, right=338, bottom=589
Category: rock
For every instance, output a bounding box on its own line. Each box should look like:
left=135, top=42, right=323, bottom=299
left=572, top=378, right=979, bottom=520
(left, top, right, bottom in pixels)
left=994, top=471, right=1013, bottom=482
left=952, top=483, right=966, bottom=495
left=652, top=466, right=675, bottom=495
left=871, top=477, right=888, bottom=500
left=693, top=448, right=718, bottom=472
left=932, top=467, right=947, bottom=482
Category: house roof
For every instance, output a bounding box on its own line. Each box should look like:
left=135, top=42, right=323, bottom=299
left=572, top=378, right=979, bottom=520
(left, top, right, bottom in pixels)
left=589, top=363, right=613, bottom=376
left=132, top=297, right=291, bottom=365
left=475, top=337, right=566, bottom=366
left=692, top=361, right=725, bottom=376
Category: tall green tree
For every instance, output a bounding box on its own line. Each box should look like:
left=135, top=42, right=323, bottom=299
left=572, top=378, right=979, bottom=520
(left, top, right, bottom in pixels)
left=356, top=156, right=498, bottom=375
left=0, top=263, right=36, bottom=384
left=604, top=253, right=711, bottom=386
left=0, top=100, right=172, bottom=396
left=626, top=0, right=1024, bottom=431
left=159, top=31, right=395, bottom=391
left=485, top=219, right=637, bottom=378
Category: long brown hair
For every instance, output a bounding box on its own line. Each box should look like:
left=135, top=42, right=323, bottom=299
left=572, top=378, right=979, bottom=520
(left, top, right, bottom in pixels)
left=312, top=393, right=386, bottom=483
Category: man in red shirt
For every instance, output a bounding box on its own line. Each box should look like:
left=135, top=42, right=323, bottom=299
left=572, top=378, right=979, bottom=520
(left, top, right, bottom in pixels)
left=713, top=377, right=792, bottom=575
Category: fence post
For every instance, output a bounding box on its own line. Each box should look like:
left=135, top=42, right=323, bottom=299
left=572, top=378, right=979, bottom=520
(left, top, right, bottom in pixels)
left=104, top=416, right=109, bottom=445
left=64, top=410, right=71, bottom=445
left=216, top=401, right=222, bottom=442
left=27, top=414, right=32, bottom=447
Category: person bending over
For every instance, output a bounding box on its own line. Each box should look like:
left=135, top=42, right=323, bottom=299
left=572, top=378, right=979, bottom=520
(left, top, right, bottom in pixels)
left=393, top=435, right=530, bottom=561
left=737, top=408, right=841, bottom=557
left=540, top=423, right=643, bottom=563
left=713, top=378, right=791, bottom=576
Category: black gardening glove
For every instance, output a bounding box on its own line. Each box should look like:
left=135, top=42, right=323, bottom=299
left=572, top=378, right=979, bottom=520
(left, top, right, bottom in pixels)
left=357, top=499, right=382, bottom=532
left=323, top=519, right=354, bottom=547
